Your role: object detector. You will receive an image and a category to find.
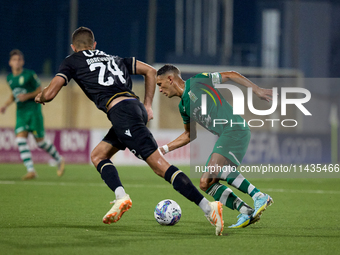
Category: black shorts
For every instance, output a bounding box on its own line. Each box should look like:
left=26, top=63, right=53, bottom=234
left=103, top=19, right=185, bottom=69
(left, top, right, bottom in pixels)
left=103, top=98, right=158, bottom=160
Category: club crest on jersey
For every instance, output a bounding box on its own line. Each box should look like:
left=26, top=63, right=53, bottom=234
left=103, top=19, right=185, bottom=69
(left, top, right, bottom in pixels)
left=19, top=76, right=24, bottom=85
left=188, top=90, right=198, bottom=103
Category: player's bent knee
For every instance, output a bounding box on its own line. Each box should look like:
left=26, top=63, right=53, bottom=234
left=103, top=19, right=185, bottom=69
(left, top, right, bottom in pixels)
left=199, top=176, right=219, bottom=192
left=145, top=149, right=170, bottom=178
left=199, top=180, right=209, bottom=192
left=90, top=150, right=103, bottom=168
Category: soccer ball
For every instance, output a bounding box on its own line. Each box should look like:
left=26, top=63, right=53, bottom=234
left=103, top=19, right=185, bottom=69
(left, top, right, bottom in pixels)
left=154, top=199, right=182, bottom=225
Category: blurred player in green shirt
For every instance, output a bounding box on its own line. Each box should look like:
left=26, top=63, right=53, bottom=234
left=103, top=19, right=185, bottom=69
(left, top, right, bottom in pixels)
left=157, top=64, right=273, bottom=228
left=1, top=49, right=65, bottom=180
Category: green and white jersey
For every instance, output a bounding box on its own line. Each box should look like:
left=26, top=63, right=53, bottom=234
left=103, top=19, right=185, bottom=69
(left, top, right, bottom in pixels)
left=7, top=69, right=41, bottom=112
left=178, top=72, right=249, bottom=136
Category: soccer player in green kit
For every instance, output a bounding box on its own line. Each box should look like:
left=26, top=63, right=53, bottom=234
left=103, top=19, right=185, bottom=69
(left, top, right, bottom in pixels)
left=1, top=49, right=65, bottom=180
left=156, top=64, right=273, bottom=228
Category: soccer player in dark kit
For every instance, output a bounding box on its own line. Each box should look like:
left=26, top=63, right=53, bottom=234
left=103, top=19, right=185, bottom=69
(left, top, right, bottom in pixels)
left=35, top=27, right=224, bottom=235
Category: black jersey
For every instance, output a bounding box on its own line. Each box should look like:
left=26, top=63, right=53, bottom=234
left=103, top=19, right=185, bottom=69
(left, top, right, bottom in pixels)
left=56, top=49, right=138, bottom=112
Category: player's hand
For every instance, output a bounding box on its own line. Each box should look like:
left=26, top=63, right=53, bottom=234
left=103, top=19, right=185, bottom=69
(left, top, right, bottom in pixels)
left=254, top=87, right=273, bottom=102
left=144, top=105, right=154, bottom=122
left=0, top=106, right=6, bottom=114
left=34, top=92, right=45, bottom=105
left=16, top=94, right=29, bottom=102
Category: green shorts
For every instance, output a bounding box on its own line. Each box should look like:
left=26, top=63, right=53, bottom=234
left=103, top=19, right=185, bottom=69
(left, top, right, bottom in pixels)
left=206, top=129, right=251, bottom=166
left=15, top=109, right=45, bottom=138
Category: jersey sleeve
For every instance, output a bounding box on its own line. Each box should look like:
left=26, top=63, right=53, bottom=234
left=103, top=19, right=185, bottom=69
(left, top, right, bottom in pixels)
left=193, top=72, right=222, bottom=87
left=31, top=71, right=41, bottom=89
left=179, top=104, right=191, bottom=124
left=122, top=57, right=136, bottom=75
left=56, top=56, right=74, bottom=85
left=210, top=72, right=222, bottom=87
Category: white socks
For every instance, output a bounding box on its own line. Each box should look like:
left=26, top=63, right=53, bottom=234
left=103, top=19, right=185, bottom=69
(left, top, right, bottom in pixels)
left=114, top=186, right=127, bottom=200
left=252, top=192, right=264, bottom=200
left=199, top=198, right=211, bottom=215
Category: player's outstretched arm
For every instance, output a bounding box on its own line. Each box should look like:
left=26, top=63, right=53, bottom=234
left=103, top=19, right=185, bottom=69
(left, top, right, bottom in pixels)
left=220, top=71, right=273, bottom=102
left=0, top=95, right=14, bottom=114
left=136, top=60, right=157, bottom=121
left=159, top=122, right=197, bottom=155
left=17, top=87, right=42, bottom=102
left=35, top=76, right=65, bottom=105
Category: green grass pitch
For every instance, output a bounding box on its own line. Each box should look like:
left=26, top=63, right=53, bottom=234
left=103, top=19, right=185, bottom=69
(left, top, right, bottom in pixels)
left=0, top=163, right=340, bottom=255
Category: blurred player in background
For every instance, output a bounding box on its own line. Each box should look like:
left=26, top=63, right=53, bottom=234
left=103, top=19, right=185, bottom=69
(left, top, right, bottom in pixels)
left=35, top=27, right=224, bottom=236
left=0, top=49, right=65, bottom=180
left=156, top=64, right=274, bottom=228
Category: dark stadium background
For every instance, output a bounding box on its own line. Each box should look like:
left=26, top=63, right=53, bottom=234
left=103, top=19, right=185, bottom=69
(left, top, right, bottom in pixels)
left=1, top=0, right=340, bottom=79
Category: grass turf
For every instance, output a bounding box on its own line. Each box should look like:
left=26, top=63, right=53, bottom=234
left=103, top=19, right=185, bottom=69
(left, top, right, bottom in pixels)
left=0, top=163, right=339, bottom=255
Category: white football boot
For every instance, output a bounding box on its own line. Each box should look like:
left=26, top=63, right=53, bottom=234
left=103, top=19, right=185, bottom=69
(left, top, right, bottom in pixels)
left=205, top=201, right=224, bottom=236
left=103, top=194, right=132, bottom=224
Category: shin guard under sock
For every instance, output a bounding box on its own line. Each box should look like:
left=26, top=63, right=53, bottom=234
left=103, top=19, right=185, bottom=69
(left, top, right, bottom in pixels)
left=97, top=159, right=123, bottom=193
left=164, top=165, right=204, bottom=205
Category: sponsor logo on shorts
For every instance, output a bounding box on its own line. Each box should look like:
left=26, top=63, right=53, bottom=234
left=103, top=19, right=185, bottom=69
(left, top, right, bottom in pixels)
left=125, top=129, right=132, bottom=137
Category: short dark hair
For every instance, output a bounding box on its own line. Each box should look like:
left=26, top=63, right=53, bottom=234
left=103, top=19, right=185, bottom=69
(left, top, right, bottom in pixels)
left=72, top=26, right=95, bottom=49
left=9, top=49, right=24, bottom=59
left=157, top=64, right=180, bottom=76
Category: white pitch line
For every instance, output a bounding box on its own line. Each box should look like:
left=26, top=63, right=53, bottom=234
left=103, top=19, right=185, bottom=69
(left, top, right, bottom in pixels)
left=262, top=188, right=340, bottom=195
left=0, top=180, right=169, bottom=189
left=1, top=180, right=340, bottom=195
